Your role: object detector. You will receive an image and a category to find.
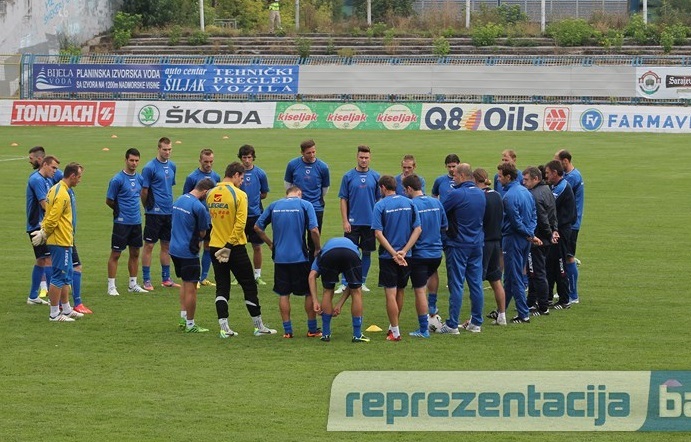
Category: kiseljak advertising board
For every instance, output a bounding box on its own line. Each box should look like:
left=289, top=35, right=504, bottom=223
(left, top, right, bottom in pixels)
left=274, top=102, right=422, bottom=130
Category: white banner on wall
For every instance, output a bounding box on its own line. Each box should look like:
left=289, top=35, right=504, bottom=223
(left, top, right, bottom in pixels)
left=125, top=101, right=276, bottom=129
left=636, top=67, right=691, bottom=99
left=572, top=105, right=691, bottom=133
left=419, top=104, right=571, bottom=132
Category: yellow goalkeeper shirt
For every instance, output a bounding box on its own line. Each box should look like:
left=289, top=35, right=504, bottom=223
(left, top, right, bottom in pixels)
left=207, top=181, right=248, bottom=247
left=43, top=181, right=74, bottom=247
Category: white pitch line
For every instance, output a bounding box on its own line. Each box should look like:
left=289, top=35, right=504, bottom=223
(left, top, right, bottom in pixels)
left=0, top=157, right=27, bottom=162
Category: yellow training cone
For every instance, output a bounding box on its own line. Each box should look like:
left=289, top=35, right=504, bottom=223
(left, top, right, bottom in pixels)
left=102, top=147, right=110, bottom=151
left=365, top=324, right=383, bottom=332
left=10, top=142, right=18, bottom=146
left=111, top=134, right=118, bottom=138
left=175, top=140, right=182, bottom=144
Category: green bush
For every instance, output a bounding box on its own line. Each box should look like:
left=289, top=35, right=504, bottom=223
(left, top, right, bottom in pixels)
left=660, top=30, right=674, bottom=53
left=433, top=36, right=451, bottom=56
left=547, top=19, right=593, bottom=46
left=168, top=25, right=182, bottom=45
left=624, top=14, right=658, bottom=44
left=664, top=23, right=689, bottom=44
left=497, top=4, right=527, bottom=25
left=187, top=30, right=209, bottom=45
left=296, top=37, right=312, bottom=58
left=471, top=23, right=503, bottom=47
left=112, top=11, right=141, bottom=49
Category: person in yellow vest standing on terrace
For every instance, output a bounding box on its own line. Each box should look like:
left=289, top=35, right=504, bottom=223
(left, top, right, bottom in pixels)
left=269, top=0, right=281, bottom=33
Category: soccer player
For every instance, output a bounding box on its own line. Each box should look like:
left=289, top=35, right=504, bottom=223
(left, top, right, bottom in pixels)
left=544, top=160, right=577, bottom=310
left=28, top=146, right=63, bottom=298
left=31, top=163, right=85, bottom=322
left=431, top=153, right=460, bottom=204
left=284, top=139, right=330, bottom=261
left=208, top=162, right=275, bottom=338
left=106, top=148, right=149, bottom=296
left=439, top=164, right=485, bottom=334
left=473, top=168, right=507, bottom=326
left=309, top=237, right=369, bottom=343
left=183, top=148, right=221, bottom=288
left=335, top=145, right=380, bottom=294
left=26, top=154, right=59, bottom=305
left=556, top=149, right=584, bottom=303
left=254, top=186, right=322, bottom=338
left=404, top=174, right=447, bottom=338
left=498, top=162, right=539, bottom=324
left=170, top=178, right=214, bottom=333
left=372, top=175, right=422, bottom=341
left=141, top=137, right=179, bottom=290
left=238, top=144, right=270, bottom=285
left=395, top=154, right=426, bottom=196
left=523, top=166, right=559, bottom=316
left=493, top=149, right=517, bottom=197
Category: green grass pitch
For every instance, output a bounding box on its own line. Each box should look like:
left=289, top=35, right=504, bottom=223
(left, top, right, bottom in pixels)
left=0, top=127, right=689, bottom=441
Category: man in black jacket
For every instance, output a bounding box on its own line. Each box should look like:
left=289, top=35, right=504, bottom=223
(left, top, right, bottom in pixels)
left=544, top=160, right=577, bottom=309
left=523, top=166, right=559, bottom=315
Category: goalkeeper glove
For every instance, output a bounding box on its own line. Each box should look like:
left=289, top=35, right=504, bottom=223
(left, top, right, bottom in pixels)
left=214, top=245, right=232, bottom=263
left=31, top=229, right=47, bottom=246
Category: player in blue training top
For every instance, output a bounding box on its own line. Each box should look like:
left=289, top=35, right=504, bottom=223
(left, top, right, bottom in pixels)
left=25, top=153, right=59, bottom=305
left=284, top=139, right=330, bottom=261
left=336, top=145, right=380, bottom=294
left=498, top=162, right=539, bottom=324
left=372, top=175, right=422, bottom=342
left=395, top=154, right=426, bottom=197
left=404, top=174, right=448, bottom=338
left=440, top=164, right=486, bottom=334
left=254, top=186, right=321, bottom=338
left=431, top=153, right=460, bottom=204
left=106, top=148, right=148, bottom=296
left=309, top=237, right=369, bottom=343
left=556, top=149, right=584, bottom=303
left=493, top=149, right=517, bottom=197
left=140, top=137, right=178, bottom=290
left=183, top=148, right=221, bottom=288
left=170, top=179, right=214, bottom=333
left=238, top=144, right=270, bottom=285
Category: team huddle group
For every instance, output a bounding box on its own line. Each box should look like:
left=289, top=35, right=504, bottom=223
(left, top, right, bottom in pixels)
left=25, top=138, right=584, bottom=343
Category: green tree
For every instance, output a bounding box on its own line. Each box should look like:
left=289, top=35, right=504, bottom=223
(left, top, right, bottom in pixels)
left=353, top=0, right=414, bottom=23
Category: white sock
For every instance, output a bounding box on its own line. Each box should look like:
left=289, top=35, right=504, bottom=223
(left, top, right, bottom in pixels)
left=62, top=302, right=73, bottom=314
left=129, top=277, right=137, bottom=288
left=391, top=326, right=400, bottom=338
left=219, top=318, right=230, bottom=332
left=108, top=278, right=116, bottom=289
left=50, top=305, right=60, bottom=317
left=498, top=312, right=506, bottom=321
left=252, top=315, right=263, bottom=329
left=40, top=281, right=48, bottom=291
left=254, top=269, right=261, bottom=278
left=186, top=319, right=194, bottom=328
left=180, top=310, right=187, bottom=319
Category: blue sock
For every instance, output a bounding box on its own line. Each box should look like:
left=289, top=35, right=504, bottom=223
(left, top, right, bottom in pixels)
left=428, top=293, right=438, bottom=314
left=30, top=265, right=43, bottom=299
left=322, top=313, right=332, bottom=336
left=44, top=266, right=52, bottom=286
left=307, top=318, right=318, bottom=333
left=361, top=252, right=371, bottom=283
left=143, top=266, right=151, bottom=282
left=352, top=316, right=363, bottom=338
left=418, top=314, right=429, bottom=333
left=283, top=320, right=293, bottom=335
left=566, top=262, right=579, bottom=299
left=162, top=265, right=170, bottom=281
left=72, top=271, right=82, bottom=306
left=201, top=250, right=211, bottom=281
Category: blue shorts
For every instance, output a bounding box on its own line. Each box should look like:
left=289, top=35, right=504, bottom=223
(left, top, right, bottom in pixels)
left=245, top=216, right=264, bottom=245
left=112, top=223, right=143, bottom=251
left=317, top=248, right=362, bottom=290
left=171, top=255, right=201, bottom=282
left=49, top=245, right=73, bottom=288
left=344, top=225, right=376, bottom=252
left=144, top=214, right=172, bottom=244
left=409, top=257, right=442, bottom=289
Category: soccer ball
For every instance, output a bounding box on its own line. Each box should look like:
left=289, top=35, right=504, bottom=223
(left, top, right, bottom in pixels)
left=428, top=314, right=443, bottom=332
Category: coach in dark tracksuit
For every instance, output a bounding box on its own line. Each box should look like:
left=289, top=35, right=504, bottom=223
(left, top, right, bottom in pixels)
left=544, top=160, right=577, bottom=309
left=523, top=166, right=558, bottom=315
